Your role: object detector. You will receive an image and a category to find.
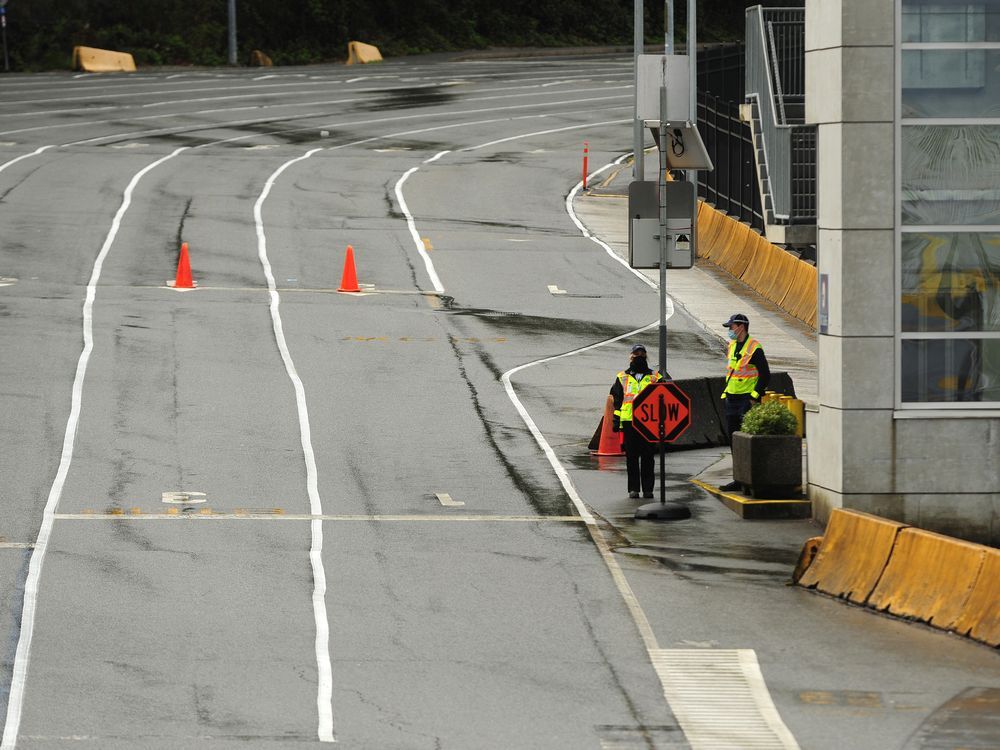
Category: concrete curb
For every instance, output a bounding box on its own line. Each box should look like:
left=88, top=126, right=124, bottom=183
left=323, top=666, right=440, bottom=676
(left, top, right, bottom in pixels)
left=796, top=508, right=1000, bottom=647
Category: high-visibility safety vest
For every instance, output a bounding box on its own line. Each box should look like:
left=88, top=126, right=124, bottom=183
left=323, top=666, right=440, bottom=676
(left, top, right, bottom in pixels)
left=614, top=370, right=663, bottom=422
left=722, top=337, right=762, bottom=398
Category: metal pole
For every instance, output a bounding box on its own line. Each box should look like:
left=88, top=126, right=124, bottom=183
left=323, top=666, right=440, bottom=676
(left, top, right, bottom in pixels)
left=687, top=0, right=697, bottom=186
left=633, top=0, right=644, bottom=181
left=665, top=0, right=674, bottom=56
left=227, top=0, right=237, bottom=66
left=658, top=83, right=668, bottom=379
left=1, top=4, right=9, bottom=73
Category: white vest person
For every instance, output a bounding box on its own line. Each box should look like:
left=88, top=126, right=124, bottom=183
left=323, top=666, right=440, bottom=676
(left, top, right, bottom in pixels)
left=610, top=344, right=665, bottom=499
left=718, top=313, right=771, bottom=491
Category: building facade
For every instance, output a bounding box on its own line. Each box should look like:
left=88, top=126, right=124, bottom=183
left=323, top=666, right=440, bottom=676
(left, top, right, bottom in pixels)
left=805, top=0, right=1000, bottom=544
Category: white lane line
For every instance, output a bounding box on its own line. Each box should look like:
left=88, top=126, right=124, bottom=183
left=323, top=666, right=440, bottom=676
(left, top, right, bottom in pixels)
left=566, top=152, right=658, bottom=291
left=0, top=145, right=55, bottom=176
left=651, top=650, right=801, bottom=750
left=253, top=149, right=335, bottom=744
left=393, top=151, right=449, bottom=294
left=463, top=118, right=629, bottom=152
left=435, top=494, right=465, bottom=507
left=1, top=147, right=187, bottom=750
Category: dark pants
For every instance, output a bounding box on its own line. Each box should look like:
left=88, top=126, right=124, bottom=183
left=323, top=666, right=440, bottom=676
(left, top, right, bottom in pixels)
left=622, top=423, right=655, bottom=494
left=724, top=393, right=754, bottom=439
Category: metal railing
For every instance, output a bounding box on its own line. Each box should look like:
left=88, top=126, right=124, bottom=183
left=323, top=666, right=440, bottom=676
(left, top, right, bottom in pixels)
left=696, top=91, right=764, bottom=232
left=745, top=5, right=815, bottom=224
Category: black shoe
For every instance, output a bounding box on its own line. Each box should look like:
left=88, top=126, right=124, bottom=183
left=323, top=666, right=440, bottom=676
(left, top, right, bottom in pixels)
left=718, top=480, right=741, bottom=492
left=628, top=491, right=639, bottom=499
left=642, top=492, right=654, bottom=499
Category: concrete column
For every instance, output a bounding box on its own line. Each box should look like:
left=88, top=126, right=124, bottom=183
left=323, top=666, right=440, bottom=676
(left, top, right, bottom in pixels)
left=805, top=0, right=1000, bottom=545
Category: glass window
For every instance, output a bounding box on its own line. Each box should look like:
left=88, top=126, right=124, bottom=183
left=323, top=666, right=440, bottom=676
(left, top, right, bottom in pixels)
left=901, top=125, right=1000, bottom=225
left=903, top=50, right=1000, bottom=117
left=901, top=232, right=1000, bottom=331
left=902, top=1, right=1000, bottom=42
left=902, top=338, right=1000, bottom=401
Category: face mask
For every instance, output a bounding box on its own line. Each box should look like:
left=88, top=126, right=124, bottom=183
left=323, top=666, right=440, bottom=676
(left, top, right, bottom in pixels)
left=632, top=356, right=648, bottom=370
left=727, top=329, right=738, bottom=340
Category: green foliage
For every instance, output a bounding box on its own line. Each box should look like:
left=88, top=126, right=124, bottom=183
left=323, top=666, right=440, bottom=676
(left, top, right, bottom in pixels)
left=740, top=400, right=798, bottom=436
left=1, top=0, right=758, bottom=72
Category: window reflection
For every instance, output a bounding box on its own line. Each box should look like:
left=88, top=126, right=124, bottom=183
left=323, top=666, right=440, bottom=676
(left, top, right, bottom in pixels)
left=902, top=338, right=1000, bottom=401
left=903, top=1, right=1000, bottom=43
left=901, top=126, right=1000, bottom=225
left=902, top=50, right=1000, bottom=117
left=902, top=233, right=1000, bottom=332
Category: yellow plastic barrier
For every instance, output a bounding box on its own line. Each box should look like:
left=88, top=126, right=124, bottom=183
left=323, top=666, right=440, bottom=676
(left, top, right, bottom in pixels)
left=867, top=528, right=986, bottom=630
left=249, top=50, right=273, bottom=67
left=347, top=41, right=383, bottom=65
left=953, top=547, right=1000, bottom=647
left=72, top=46, right=136, bottom=73
left=692, top=201, right=818, bottom=328
left=797, top=508, right=908, bottom=604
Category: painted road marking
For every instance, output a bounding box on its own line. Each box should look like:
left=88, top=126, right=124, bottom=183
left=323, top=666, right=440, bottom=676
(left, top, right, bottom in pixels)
left=161, top=491, right=207, bottom=504
left=1, top=147, right=187, bottom=750
left=435, top=493, right=465, bottom=507
left=255, top=148, right=335, bottom=743
left=54, top=513, right=583, bottom=522
left=394, top=152, right=448, bottom=293
left=651, top=650, right=800, bottom=749
left=422, top=237, right=433, bottom=251
left=547, top=284, right=567, bottom=295
left=0, top=145, right=55, bottom=177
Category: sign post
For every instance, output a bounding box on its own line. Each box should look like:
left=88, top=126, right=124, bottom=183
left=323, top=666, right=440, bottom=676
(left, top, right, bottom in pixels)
left=631, top=381, right=692, bottom=520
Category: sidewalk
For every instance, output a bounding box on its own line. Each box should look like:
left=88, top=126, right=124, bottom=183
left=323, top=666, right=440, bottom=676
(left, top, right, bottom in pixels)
left=575, top=167, right=818, bottom=405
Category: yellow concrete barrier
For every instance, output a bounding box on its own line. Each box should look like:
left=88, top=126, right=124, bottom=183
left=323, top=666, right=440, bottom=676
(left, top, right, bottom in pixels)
left=72, top=46, right=136, bottom=73
left=797, top=508, right=907, bottom=604
left=867, top=528, right=986, bottom=631
left=953, top=547, right=1000, bottom=647
left=347, top=41, right=383, bottom=65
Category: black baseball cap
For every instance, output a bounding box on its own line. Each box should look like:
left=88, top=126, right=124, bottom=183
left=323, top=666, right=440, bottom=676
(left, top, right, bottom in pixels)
left=630, top=344, right=647, bottom=354
left=723, top=313, right=749, bottom=328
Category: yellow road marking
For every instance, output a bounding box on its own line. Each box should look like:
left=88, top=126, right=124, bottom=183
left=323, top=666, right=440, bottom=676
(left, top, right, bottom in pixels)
left=689, top=478, right=809, bottom=505
left=422, top=237, right=433, bottom=251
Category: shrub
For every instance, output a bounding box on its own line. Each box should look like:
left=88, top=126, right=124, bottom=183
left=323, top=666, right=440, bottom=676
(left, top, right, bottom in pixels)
left=740, top=400, right=798, bottom=436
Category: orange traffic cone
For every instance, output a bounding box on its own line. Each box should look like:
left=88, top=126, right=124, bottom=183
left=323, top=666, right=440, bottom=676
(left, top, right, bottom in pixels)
left=590, top=395, right=625, bottom=456
left=173, top=242, right=194, bottom=288
left=338, top=245, right=360, bottom=292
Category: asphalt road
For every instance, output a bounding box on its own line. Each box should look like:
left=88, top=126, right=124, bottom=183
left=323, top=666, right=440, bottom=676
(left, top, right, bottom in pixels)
left=0, top=53, right=997, bottom=749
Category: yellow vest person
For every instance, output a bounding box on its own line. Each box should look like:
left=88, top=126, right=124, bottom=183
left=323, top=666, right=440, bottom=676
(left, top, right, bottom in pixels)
left=610, top=344, right=665, bottom=499
left=718, top=313, right=771, bottom=491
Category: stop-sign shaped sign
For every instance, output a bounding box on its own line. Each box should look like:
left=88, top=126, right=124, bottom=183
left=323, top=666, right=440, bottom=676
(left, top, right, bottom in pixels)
left=631, top=381, right=692, bottom=443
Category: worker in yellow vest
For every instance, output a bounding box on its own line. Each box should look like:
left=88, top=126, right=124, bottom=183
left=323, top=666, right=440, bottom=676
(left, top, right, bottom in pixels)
left=719, top=313, right=770, bottom=491
left=611, top=344, right=665, bottom=499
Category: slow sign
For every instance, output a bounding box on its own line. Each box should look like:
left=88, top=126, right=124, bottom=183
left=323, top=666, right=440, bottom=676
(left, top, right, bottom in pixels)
left=631, top=381, right=692, bottom=443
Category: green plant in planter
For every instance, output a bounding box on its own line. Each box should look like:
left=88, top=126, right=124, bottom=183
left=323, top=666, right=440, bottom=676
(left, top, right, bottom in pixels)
left=740, top=400, right=798, bottom=436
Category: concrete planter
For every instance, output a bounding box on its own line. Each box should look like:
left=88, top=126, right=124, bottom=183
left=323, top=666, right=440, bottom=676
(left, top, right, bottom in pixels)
left=731, top=432, right=803, bottom=499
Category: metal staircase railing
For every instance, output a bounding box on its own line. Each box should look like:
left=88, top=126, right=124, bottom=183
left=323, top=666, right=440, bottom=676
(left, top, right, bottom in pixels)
left=745, top=6, right=815, bottom=226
